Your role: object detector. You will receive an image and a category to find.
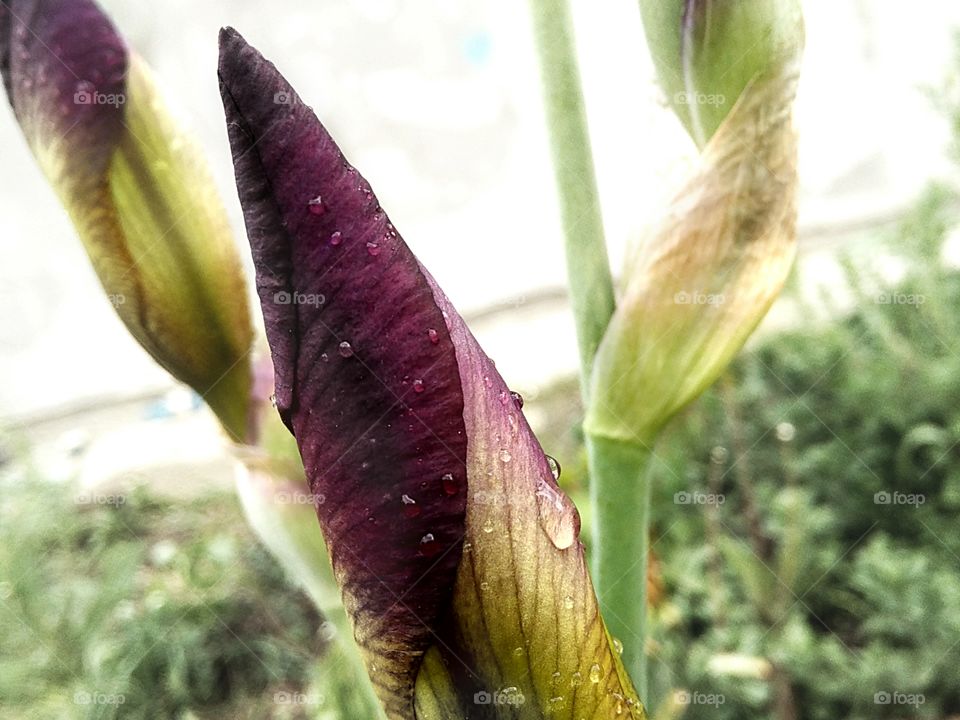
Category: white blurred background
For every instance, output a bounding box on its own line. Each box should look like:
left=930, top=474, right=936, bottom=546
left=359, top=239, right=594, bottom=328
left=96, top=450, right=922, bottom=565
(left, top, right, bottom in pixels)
left=1, top=0, right=958, bottom=424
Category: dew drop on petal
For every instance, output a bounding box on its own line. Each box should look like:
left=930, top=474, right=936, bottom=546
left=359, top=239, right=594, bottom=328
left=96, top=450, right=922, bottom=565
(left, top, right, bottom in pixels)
left=588, top=663, right=602, bottom=684
left=546, top=455, right=562, bottom=480
left=498, top=390, right=510, bottom=406
left=563, top=595, right=574, bottom=609
left=482, top=519, right=494, bottom=534
left=412, top=379, right=425, bottom=393
left=441, top=473, right=458, bottom=495
left=307, top=195, right=325, bottom=215
left=320, top=352, right=329, bottom=362
left=329, top=231, right=342, bottom=245
left=498, top=449, right=512, bottom=463
left=510, top=390, right=524, bottom=409
left=366, top=241, right=380, bottom=256
left=419, top=533, right=441, bottom=557
left=536, top=480, right=581, bottom=550
left=512, top=648, right=523, bottom=658
left=551, top=671, right=562, bottom=686
left=338, top=341, right=353, bottom=358
left=570, top=671, right=582, bottom=687
left=479, top=580, right=489, bottom=591
left=401, top=494, right=420, bottom=518
left=427, top=328, right=439, bottom=344
left=612, top=638, right=624, bottom=656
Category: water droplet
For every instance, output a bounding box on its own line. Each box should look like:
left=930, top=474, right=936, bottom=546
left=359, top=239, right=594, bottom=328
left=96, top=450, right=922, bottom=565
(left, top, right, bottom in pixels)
left=512, top=647, right=523, bottom=657
left=320, top=352, right=329, bottom=362
left=548, top=696, right=566, bottom=712
left=510, top=391, right=524, bottom=409
left=419, top=533, right=441, bottom=557
left=498, top=390, right=510, bottom=406
left=366, top=241, right=381, bottom=256
left=613, top=638, right=624, bottom=656
left=536, top=479, right=581, bottom=550
left=307, top=195, right=325, bottom=215
left=338, top=341, right=353, bottom=358
left=482, top=519, right=494, bottom=534
left=570, top=671, right=582, bottom=687
left=615, top=699, right=624, bottom=715
left=479, top=580, right=489, bottom=591
left=546, top=455, right=562, bottom=480
left=427, top=328, right=439, bottom=344
left=412, top=379, right=425, bottom=393
left=483, top=375, right=493, bottom=389
left=551, top=671, right=562, bottom=686
left=563, top=595, right=574, bottom=609
left=462, top=541, right=472, bottom=553
left=329, top=230, right=342, bottom=245
left=499, top=449, right=512, bottom=463
left=402, top=494, right=420, bottom=518
left=441, top=473, right=458, bottom=495
left=588, top=663, right=602, bottom=684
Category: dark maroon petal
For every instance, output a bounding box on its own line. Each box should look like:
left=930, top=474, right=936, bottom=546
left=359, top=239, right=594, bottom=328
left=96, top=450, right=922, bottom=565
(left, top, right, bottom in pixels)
left=218, top=28, right=468, bottom=717
left=0, top=0, right=127, bottom=179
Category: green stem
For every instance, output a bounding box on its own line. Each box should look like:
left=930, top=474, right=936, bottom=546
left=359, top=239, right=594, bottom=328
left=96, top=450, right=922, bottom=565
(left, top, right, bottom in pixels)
left=587, top=434, right=654, bottom=700
left=529, top=0, right=616, bottom=402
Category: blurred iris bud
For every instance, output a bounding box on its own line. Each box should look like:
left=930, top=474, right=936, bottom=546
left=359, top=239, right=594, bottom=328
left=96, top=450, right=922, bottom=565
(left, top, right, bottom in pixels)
left=0, top=0, right=254, bottom=440
left=586, top=0, right=804, bottom=445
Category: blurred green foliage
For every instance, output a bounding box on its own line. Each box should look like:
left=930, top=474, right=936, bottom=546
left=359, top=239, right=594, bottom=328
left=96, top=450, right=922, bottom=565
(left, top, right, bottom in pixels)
left=639, top=181, right=960, bottom=720
left=0, top=475, right=351, bottom=720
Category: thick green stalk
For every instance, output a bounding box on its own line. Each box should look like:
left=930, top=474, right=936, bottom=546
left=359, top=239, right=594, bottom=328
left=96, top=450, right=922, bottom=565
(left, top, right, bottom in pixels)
left=587, top=434, right=654, bottom=698
left=529, top=0, right=616, bottom=400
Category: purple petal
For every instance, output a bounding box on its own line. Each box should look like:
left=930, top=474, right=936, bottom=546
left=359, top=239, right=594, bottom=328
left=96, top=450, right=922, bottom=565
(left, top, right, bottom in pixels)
left=219, top=27, right=469, bottom=715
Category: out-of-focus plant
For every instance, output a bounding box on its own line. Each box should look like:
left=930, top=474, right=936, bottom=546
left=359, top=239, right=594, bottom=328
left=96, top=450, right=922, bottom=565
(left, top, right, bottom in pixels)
left=530, top=0, right=804, bottom=695
left=0, top=0, right=253, bottom=442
